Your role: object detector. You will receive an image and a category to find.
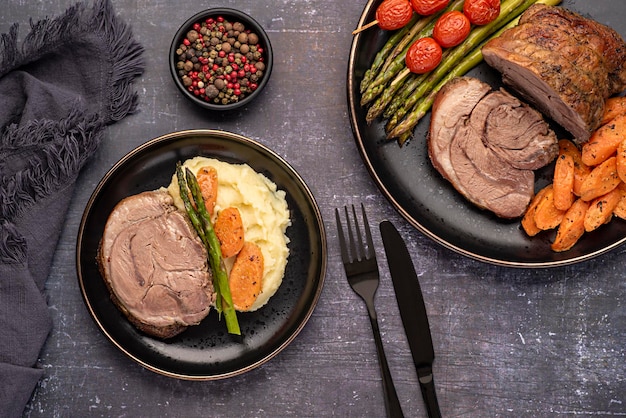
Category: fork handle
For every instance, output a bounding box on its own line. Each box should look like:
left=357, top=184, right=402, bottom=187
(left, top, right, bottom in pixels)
left=369, top=313, right=405, bottom=418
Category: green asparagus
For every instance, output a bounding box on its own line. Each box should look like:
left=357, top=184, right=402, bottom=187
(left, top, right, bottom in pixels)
left=361, top=0, right=465, bottom=105
left=176, top=163, right=241, bottom=336
left=360, top=14, right=419, bottom=93
left=387, top=0, right=563, bottom=142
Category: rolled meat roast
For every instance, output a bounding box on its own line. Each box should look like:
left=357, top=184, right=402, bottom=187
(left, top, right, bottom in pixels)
left=428, top=77, right=558, bottom=218
left=482, top=4, right=626, bottom=143
left=98, top=189, right=215, bottom=339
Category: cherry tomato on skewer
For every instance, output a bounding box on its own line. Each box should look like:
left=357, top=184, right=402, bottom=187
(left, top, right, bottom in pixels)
left=353, top=0, right=414, bottom=34
left=405, top=37, right=443, bottom=74
left=463, top=0, right=501, bottom=25
left=410, top=0, right=450, bottom=16
left=433, top=10, right=471, bottom=48
left=377, top=0, right=414, bottom=30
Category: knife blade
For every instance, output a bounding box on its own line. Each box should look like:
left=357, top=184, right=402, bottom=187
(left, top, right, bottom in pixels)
left=380, top=220, right=441, bottom=418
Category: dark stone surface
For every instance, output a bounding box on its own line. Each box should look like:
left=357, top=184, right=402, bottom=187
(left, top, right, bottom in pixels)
left=2, top=1, right=625, bottom=416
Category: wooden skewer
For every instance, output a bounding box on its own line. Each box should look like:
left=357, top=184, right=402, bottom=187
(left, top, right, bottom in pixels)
left=352, top=20, right=379, bottom=35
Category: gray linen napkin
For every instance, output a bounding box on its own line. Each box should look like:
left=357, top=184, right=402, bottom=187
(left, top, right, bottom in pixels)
left=0, top=1, right=144, bottom=416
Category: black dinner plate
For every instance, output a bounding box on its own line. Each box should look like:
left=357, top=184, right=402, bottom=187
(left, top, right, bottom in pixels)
left=76, top=130, right=327, bottom=379
left=348, top=0, right=626, bottom=267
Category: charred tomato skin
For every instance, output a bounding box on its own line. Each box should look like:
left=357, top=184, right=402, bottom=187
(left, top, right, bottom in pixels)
left=463, top=0, right=501, bottom=25
left=433, top=10, right=471, bottom=48
left=410, top=0, right=450, bottom=16
left=376, top=0, right=414, bottom=30
left=406, top=37, right=443, bottom=73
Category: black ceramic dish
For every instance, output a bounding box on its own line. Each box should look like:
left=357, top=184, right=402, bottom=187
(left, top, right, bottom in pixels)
left=169, top=8, right=273, bottom=110
left=348, top=0, right=626, bottom=268
left=76, top=130, right=326, bottom=379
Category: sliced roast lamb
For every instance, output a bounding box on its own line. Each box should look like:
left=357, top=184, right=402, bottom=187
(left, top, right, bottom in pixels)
left=482, top=4, right=626, bottom=143
left=99, top=189, right=215, bottom=339
left=428, top=77, right=558, bottom=219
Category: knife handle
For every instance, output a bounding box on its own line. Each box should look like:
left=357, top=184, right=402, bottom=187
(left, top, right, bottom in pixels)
left=418, top=368, right=441, bottom=418
left=369, top=315, right=405, bottom=418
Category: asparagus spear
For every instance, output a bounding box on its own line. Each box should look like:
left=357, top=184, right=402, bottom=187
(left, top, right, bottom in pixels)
left=386, top=0, right=531, bottom=134
left=387, top=0, right=563, bottom=141
left=390, top=44, right=484, bottom=142
left=367, top=48, right=450, bottom=123
left=362, top=0, right=465, bottom=103
left=176, top=163, right=241, bottom=336
left=360, top=14, right=419, bottom=93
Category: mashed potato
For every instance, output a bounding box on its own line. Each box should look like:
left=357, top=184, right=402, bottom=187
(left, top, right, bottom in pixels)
left=167, top=156, right=291, bottom=311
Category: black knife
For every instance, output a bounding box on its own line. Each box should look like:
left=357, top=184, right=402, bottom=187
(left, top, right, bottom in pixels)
left=380, top=220, right=441, bottom=418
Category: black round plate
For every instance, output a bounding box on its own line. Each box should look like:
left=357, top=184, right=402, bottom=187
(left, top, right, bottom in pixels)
left=76, top=130, right=327, bottom=379
left=347, top=0, right=626, bottom=267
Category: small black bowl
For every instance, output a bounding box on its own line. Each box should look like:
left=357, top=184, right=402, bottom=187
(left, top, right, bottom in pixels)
left=169, top=8, right=273, bottom=111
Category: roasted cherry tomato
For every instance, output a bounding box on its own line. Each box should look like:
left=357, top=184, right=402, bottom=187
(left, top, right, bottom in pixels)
left=376, top=0, right=414, bottom=31
left=405, top=37, right=443, bottom=74
left=463, top=0, right=501, bottom=25
left=410, top=0, right=450, bottom=16
left=433, top=11, right=471, bottom=48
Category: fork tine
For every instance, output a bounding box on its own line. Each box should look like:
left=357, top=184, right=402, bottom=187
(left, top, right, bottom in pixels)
left=351, top=204, right=365, bottom=261
left=335, top=208, right=349, bottom=264
left=360, top=203, right=375, bottom=260
left=345, top=205, right=358, bottom=262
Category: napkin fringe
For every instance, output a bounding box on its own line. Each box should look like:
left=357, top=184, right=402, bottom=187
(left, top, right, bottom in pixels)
left=0, top=0, right=144, bottom=264
left=0, top=111, right=103, bottom=263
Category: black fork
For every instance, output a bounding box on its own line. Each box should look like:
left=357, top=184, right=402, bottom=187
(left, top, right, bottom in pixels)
left=336, top=204, right=404, bottom=418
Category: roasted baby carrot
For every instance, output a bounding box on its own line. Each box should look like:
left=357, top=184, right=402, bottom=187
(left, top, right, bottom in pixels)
left=214, top=206, right=245, bottom=258
left=600, top=96, right=626, bottom=126
left=584, top=188, right=621, bottom=232
left=532, top=184, right=566, bottom=231
left=613, top=183, right=626, bottom=220
left=581, top=113, right=626, bottom=167
left=197, top=166, right=218, bottom=216
left=558, top=139, right=590, bottom=196
left=522, top=186, right=549, bottom=236
left=551, top=198, right=590, bottom=252
left=616, top=139, right=626, bottom=183
left=579, top=156, right=621, bottom=201
left=553, top=153, right=575, bottom=211
left=229, top=241, right=264, bottom=311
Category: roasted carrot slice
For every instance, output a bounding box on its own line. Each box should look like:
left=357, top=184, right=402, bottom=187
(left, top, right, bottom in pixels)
left=197, top=166, right=218, bottom=216
left=617, top=139, right=626, bottom=184
left=579, top=156, right=621, bottom=201
left=522, top=186, right=550, bottom=236
left=613, top=183, right=626, bottom=220
left=551, top=198, right=590, bottom=252
left=584, top=188, right=621, bottom=232
left=600, top=96, right=626, bottom=126
left=558, top=139, right=590, bottom=196
left=214, top=207, right=245, bottom=258
left=553, top=153, right=575, bottom=211
left=229, top=241, right=264, bottom=311
left=581, top=113, right=626, bottom=166
left=533, top=184, right=566, bottom=231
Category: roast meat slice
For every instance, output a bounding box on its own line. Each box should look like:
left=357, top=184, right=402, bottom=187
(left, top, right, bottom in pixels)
left=99, top=189, right=215, bottom=339
left=482, top=4, right=626, bottom=143
left=428, top=77, right=557, bottom=219
left=469, top=87, right=558, bottom=170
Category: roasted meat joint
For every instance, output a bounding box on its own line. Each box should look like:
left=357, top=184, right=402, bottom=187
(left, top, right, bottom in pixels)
left=428, top=77, right=558, bottom=219
left=482, top=4, right=626, bottom=144
left=423, top=4, right=626, bottom=251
